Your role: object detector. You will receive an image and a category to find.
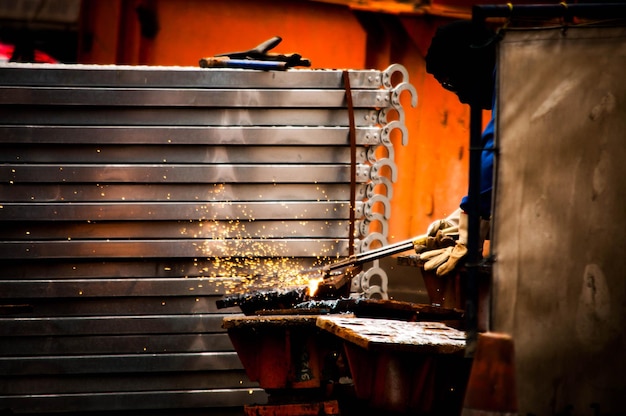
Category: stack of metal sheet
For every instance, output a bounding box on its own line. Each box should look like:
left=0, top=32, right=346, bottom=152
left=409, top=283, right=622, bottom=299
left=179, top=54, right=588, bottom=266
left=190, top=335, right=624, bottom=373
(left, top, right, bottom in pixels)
left=0, top=63, right=415, bottom=414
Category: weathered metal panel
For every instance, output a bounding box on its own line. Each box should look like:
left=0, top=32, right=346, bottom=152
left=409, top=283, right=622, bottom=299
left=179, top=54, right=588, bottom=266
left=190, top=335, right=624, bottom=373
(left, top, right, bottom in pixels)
left=0, top=165, right=363, bottom=183
left=0, top=107, right=378, bottom=127
left=1, top=144, right=363, bottom=164
left=0, top=183, right=363, bottom=202
left=0, top=63, right=413, bottom=413
left=492, top=26, right=626, bottom=415
left=0, top=65, right=388, bottom=88
left=0, top=333, right=235, bottom=356
left=0, top=86, right=392, bottom=108
left=0, top=372, right=258, bottom=394
left=0, top=125, right=384, bottom=145
left=0, top=220, right=350, bottom=239
left=0, top=390, right=269, bottom=414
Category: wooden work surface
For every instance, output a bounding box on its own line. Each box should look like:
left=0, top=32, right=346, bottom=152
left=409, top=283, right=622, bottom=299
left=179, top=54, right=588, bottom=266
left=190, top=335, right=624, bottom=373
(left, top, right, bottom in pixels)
left=316, top=315, right=466, bottom=354
left=222, top=313, right=354, bottom=330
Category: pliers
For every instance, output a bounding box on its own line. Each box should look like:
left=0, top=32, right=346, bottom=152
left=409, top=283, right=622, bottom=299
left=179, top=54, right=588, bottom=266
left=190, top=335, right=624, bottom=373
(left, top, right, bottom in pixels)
left=200, top=36, right=311, bottom=70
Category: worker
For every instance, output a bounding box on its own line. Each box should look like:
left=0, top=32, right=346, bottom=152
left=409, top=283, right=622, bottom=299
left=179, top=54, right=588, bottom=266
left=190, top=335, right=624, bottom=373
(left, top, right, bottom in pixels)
left=417, top=20, right=498, bottom=276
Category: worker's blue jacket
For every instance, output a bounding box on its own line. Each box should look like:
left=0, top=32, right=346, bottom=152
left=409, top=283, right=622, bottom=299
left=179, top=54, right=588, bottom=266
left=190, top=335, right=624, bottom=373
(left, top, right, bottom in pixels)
left=460, top=110, right=494, bottom=219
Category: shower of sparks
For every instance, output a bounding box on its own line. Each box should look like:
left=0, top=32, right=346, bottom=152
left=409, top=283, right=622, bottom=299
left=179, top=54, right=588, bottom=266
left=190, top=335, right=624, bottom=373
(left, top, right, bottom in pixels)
left=178, top=183, right=336, bottom=294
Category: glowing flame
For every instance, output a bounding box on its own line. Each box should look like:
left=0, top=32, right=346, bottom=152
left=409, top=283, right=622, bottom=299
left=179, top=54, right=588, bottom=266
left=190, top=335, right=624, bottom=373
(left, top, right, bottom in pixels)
left=308, top=277, right=323, bottom=297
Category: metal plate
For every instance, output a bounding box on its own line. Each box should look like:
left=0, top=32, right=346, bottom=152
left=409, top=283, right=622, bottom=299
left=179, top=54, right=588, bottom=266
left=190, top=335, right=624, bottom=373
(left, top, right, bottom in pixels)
left=0, top=314, right=229, bottom=336
left=0, top=219, right=351, bottom=239
left=0, top=125, right=383, bottom=145
left=0, top=62, right=412, bottom=414
left=0, top=64, right=386, bottom=89
left=0, top=201, right=353, bottom=220
left=0, top=106, right=378, bottom=127
left=0, top=86, right=391, bottom=108
left=0, top=239, right=350, bottom=259
left=1, top=144, right=366, bottom=164
left=0, top=183, right=363, bottom=202
left=0, top=164, right=365, bottom=183
left=0, top=352, right=244, bottom=374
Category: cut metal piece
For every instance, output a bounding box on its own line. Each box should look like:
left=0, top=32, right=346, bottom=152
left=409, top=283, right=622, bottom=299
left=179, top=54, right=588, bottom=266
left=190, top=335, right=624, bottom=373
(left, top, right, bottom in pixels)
left=0, top=125, right=384, bottom=145
left=0, top=278, right=244, bottom=299
left=0, top=107, right=379, bottom=127
left=0, top=183, right=365, bottom=202
left=0, top=86, right=393, bottom=108
left=2, top=144, right=366, bottom=164
left=0, top=219, right=351, bottom=240
left=0, top=201, right=354, bottom=221
left=0, top=164, right=367, bottom=184
left=0, top=351, right=245, bottom=374
left=0, top=239, right=350, bottom=259
left=0, top=63, right=389, bottom=89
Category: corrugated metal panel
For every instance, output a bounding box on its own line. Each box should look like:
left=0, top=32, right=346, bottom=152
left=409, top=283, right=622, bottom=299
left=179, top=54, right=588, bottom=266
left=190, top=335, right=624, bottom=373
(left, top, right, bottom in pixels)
left=0, top=63, right=412, bottom=414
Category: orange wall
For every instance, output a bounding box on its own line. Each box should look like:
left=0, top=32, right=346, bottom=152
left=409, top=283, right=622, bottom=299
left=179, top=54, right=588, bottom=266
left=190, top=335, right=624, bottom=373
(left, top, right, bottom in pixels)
left=80, top=0, right=367, bottom=68
left=390, top=16, right=494, bottom=241
left=78, top=0, right=478, bottom=243
left=385, top=16, right=474, bottom=242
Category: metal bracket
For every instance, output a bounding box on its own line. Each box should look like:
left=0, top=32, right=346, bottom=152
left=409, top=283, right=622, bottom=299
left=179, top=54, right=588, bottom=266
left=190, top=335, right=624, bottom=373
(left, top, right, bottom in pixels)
left=382, top=64, right=409, bottom=89
left=351, top=259, right=389, bottom=299
left=366, top=143, right=394, bottom=164
left=359, top=127, right=382, bottom=145
left=363, top=194, right=391, bottom=220
left=378, top=106, right=405, bottom=125
left=366, top=176, right=393, bottom=200
left=358, top=214, right=389, bottom=240
left=391, top=82, right=418, bottom=108
left=355, top=164, right=371, bottom=181
left=380, top=120, right=408, bottom=147
left=357, top=232, right=388, bottom=253
left=370, top=157, right=397, bottom=183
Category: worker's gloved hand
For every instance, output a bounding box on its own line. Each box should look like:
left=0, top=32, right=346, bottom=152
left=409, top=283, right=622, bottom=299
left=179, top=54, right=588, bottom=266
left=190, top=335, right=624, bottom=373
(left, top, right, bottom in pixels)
left=421, top=244, right=468, bottom=276
left=426, top=207, right=462, bottom=237
left=419, top=210, right=469, bottom=276
left=426, top=219, right=456, bottom=237
left=414, top=230, right=455, bottom=254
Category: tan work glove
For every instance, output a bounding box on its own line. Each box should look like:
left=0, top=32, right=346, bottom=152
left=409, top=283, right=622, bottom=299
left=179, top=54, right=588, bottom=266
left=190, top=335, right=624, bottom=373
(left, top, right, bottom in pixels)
left=421, top=244, right=468, bottom=276
left=420, top=211, right=469, bottom=276
left=426, top=207, right=462, bottom=237
left=420, top=210, right=492, bottom=275
left=414, top=230, right=455, bottom=254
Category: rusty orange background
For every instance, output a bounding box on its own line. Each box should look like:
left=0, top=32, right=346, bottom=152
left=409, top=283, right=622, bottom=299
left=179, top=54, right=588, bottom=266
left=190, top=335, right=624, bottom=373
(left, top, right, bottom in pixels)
left=79, top=0, right=500, bottom=243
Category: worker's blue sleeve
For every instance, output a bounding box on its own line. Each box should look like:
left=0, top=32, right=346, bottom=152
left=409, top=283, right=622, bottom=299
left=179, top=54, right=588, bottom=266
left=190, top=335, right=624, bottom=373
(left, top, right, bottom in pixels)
left=460, top=112, right=494, bottom=219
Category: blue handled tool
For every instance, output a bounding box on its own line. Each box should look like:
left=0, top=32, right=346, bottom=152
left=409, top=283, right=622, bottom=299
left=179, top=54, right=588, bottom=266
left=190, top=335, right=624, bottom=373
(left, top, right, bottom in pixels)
left=199, top=36, right=311, bottom=70
left=199, top=57, right=288, bottom=70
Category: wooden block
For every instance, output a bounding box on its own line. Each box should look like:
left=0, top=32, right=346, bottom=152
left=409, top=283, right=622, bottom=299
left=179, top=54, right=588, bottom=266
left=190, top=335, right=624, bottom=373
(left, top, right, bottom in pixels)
left=316, top=316, right=465, bottom=354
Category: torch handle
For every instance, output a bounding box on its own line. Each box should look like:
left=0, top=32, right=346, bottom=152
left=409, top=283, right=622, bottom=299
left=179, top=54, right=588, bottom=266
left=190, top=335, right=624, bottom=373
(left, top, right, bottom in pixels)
left=325, top=226, right=458, bottom=273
